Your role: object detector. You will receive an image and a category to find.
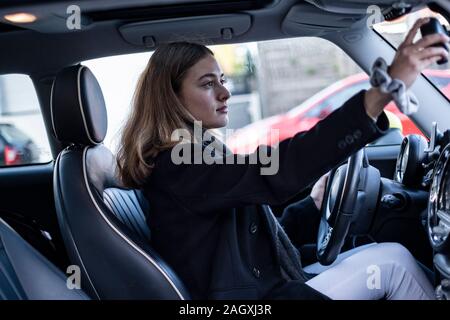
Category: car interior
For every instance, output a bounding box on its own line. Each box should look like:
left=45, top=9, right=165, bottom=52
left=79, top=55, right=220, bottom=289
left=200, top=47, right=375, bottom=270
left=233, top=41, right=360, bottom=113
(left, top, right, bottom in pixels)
left=0, top=0, right=450, bottom=300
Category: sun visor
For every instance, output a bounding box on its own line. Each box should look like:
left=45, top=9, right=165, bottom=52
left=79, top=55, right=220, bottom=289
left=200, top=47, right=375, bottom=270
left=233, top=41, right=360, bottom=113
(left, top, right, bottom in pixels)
left=282, top=3, right=364, bottom=37
left=118, top=14, right=252, bottom=47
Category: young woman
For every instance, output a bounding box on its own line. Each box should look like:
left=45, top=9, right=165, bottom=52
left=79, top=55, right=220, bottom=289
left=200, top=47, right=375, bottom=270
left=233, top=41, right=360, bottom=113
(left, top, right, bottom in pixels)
left=117, top=18, right=449, bottom=299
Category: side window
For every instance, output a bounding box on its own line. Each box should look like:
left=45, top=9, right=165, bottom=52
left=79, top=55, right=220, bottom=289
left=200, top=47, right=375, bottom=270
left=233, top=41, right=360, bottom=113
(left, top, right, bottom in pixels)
left=223, top=37, right=421, bottom=152
left=84, top=53, right=152, bottom=154
left=84, top=37, right=422, bottom=155
left=429, top=75, right=450, bottom=89
left=0, top=74, right=52, bottom=167
left=307, top=81, right=371, bottom=119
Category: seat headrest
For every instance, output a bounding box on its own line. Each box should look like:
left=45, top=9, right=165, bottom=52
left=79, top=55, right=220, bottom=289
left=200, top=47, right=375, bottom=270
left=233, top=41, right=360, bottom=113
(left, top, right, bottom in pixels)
left=51, top=64, right=107, bottom=145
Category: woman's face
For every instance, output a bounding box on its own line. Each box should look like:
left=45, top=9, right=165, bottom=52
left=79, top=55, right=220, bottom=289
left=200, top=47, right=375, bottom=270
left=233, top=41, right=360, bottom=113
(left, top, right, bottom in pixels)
left=178, top=54, right=231, bottom=129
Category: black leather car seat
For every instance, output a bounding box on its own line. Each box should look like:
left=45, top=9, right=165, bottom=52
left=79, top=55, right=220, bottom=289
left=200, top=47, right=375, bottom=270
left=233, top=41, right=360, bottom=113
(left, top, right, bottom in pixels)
left=51, top=64, right=190, bottom=300
left=0, top=217, right=89, bottom=300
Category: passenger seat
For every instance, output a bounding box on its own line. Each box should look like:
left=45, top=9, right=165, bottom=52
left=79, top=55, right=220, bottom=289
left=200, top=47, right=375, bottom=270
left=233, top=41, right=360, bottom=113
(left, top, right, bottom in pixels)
left=0, top=217, right=89, bottom=300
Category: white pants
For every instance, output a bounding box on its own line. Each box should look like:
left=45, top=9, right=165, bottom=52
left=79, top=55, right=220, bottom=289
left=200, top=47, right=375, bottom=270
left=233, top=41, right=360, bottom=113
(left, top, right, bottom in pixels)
left=304, top=242, right=435, bottom=300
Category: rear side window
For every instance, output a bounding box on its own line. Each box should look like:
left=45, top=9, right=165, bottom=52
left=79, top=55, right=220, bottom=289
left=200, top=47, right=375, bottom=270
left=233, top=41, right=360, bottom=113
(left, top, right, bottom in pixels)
left=0, top=74, right=52, bottom=167
left=0, top=125, right=30, bottom=143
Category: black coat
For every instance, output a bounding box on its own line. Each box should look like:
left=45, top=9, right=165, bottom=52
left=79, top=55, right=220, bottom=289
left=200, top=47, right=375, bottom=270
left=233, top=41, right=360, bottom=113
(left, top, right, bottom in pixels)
left=143, top=90, right=389, bottom=299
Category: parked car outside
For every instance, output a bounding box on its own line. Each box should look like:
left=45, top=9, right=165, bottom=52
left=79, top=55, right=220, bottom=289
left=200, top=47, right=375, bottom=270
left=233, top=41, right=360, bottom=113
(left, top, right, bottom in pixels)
left=0, top=123, right=40, bottom=166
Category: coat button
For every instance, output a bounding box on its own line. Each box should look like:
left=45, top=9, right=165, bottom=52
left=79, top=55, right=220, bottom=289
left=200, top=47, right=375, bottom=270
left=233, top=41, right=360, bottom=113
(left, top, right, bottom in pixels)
left=345, top=134, right=354, bottom=145
left=252, top=267, right=261, bottom=278
left=249, top=222, right=258, bottom=234
left=338, top=140, right=347, bottom=150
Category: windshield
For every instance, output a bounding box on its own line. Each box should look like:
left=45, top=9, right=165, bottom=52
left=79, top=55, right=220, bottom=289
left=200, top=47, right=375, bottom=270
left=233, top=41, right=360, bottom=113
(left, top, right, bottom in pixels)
left=374, top=8, right=450, bottom=99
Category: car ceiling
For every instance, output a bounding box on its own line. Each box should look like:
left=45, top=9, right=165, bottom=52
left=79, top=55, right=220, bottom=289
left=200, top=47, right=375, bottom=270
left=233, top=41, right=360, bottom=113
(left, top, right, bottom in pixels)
left=0, top=0, right=442, bottom=76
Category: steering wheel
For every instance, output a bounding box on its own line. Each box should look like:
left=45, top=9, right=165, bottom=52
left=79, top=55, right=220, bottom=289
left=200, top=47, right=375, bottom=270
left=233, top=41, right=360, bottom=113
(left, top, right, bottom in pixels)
left=316, top=148, right=371, bottom=266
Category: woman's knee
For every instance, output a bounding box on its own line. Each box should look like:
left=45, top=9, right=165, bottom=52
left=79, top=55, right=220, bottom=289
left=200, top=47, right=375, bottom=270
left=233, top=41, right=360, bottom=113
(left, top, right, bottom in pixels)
left=372, top=242, right=415, bottom=265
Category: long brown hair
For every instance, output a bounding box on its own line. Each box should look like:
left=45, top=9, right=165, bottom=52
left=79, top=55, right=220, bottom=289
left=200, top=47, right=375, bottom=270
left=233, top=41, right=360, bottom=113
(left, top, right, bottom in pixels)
left=116, top=42, right=214, bottom=188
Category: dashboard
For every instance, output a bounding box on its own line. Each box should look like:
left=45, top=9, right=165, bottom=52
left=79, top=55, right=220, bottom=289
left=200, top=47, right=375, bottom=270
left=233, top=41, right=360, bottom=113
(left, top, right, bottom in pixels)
left=394, top=126, right=450, bottom=297
left=428, top=143, right=450, bottom=251
left=398, top=125, right=450, bottom=253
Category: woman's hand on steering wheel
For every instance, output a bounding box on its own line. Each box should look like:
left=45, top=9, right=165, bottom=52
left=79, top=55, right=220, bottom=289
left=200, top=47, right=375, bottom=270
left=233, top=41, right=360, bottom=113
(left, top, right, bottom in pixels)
left=310, top=172, right=330, bottom=210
